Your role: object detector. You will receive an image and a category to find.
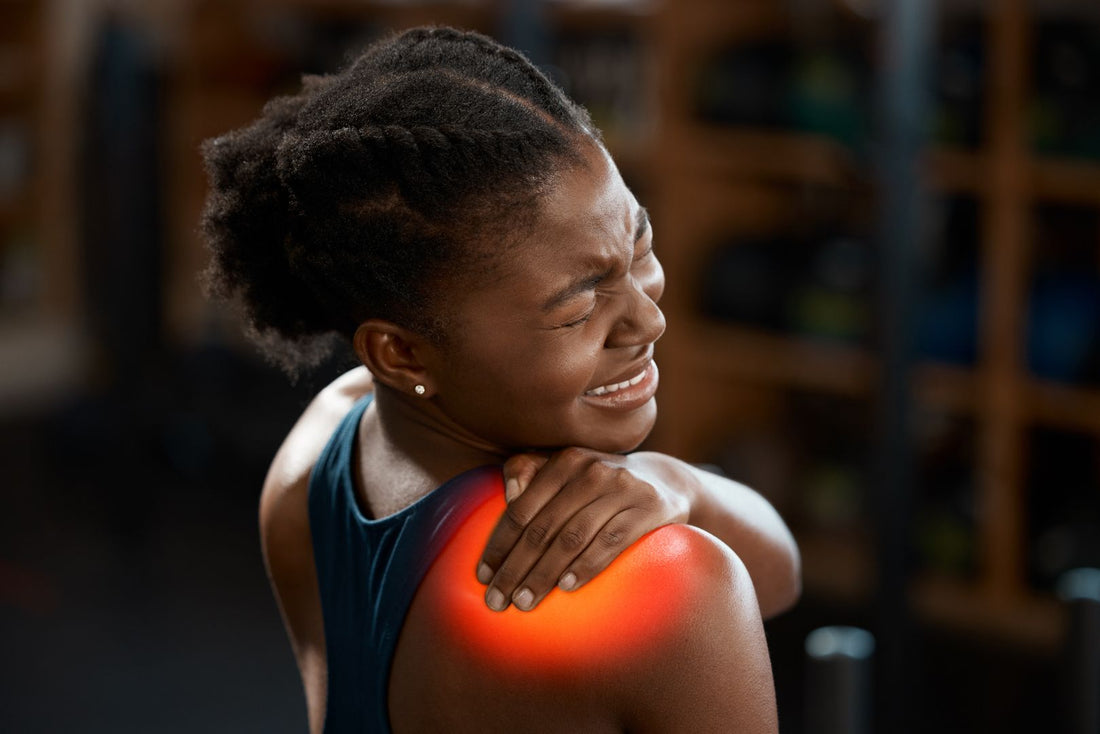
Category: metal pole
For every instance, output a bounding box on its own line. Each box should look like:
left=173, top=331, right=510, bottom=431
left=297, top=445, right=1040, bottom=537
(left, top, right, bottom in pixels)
left=805, top=626, right=876, bottom=734
left=1058, top=568, right=1100, bottom=734
left=874, top=0, right=935, bottom=731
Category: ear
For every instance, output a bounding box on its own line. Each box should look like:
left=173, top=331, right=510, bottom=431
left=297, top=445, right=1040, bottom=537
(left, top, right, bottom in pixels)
left=353, top=319, right=436, bottom=398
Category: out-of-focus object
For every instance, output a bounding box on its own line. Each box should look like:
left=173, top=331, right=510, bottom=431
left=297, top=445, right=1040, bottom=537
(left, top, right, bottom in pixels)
left=804, top=626, right=875, bottom=734
left=932, top=21, right=985, bottom=148
left=917, top=196, right=980, bottom=365
left=1026, top=205, right=1100, bottom=385
left=1057, top=568, right=1100, bottom=734
left=1030, top=22, right=1100, bottom=160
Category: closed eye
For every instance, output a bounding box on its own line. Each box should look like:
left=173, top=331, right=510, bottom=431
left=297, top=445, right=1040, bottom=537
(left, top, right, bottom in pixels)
left=559, top=310, right=594, bottom=328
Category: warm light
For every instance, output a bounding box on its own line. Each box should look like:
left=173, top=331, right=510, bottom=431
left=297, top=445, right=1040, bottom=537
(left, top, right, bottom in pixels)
left=418, top=472, right=701, bottom=677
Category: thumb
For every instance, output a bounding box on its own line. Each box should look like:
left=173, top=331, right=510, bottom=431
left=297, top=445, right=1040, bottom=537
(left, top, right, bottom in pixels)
left=502, top=453, right=547, bottom=502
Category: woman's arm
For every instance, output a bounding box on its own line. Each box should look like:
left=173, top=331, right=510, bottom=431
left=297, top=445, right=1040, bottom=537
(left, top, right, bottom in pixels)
left=478, top=448, right=800, bottom=619
left=625, top=451, right=801, bottom=618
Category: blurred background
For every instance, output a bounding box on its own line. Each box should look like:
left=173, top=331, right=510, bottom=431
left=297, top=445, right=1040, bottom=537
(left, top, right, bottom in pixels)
left=2, top=0, right=1099, bottom=731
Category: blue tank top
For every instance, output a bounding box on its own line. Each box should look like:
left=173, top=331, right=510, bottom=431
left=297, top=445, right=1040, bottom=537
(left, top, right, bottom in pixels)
left=308, top=394, right=502, bottom=733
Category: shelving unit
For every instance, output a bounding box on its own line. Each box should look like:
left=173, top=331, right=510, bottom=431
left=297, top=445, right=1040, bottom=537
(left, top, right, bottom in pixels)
left=0, top=0, right=83, bottom=410
left=646, top=0, right=1100, bottom=653
left=155, top=0, right=1098, bottom=652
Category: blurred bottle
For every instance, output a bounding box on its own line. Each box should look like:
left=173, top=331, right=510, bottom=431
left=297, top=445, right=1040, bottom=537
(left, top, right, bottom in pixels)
left=805, top=626, right=875, bottom=734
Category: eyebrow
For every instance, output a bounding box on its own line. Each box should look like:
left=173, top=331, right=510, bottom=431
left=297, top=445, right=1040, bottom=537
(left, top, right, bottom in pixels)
left=540, top=207, right=652, bottom=313
left=634, top=207, right=649, bottom=243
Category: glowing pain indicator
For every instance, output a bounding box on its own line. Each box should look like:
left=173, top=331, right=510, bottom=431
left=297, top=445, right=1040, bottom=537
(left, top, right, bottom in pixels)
left=418, top=471, right=702, bottom=676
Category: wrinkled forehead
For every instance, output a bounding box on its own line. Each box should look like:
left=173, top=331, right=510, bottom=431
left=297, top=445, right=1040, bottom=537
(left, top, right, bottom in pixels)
left=493, top=145, right=636, bottom=275
left=431, top=142, right=637, bottom=328
left=534, top=144, right=632, bottom=242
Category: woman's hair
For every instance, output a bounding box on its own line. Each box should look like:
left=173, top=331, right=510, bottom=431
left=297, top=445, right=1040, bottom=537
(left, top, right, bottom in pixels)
left=201, top=26, right=598, bottom=372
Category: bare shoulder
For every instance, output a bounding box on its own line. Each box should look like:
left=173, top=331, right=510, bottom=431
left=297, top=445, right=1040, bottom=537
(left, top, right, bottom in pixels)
left=263, top=365, right=374, bottom=503
left=391, top=485, right=778, bottom=733
left=259, top=365, right=373, bottom=734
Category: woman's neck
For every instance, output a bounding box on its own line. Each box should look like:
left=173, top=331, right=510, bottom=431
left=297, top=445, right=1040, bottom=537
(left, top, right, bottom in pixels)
left=355, top=384, right=510, bottom=518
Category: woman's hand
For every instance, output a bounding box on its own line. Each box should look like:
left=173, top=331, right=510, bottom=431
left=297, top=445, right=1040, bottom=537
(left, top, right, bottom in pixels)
left=476, top=448, right=691, bottom=612
left=477, top=449, right=802, bottom=618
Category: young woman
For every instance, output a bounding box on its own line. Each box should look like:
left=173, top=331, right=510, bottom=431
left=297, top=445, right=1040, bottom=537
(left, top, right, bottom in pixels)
left=202, top=27, right=800, bottom=733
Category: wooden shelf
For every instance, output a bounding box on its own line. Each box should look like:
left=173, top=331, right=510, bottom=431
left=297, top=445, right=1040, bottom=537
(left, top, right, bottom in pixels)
left=911, top=576, right=1065, bottom=652
left=656, top=0, right=787, bottom=45
left=0, top=188, right=34, bottom=222
left=676, top=321, right=1100, bottom=434
left=678, top=322, right=874, bottom=394
left=1026, top=379, right=1100, bottom=433
left=800, top=535, right=1065, bottom=651
left=675, top=322, right=978, bottom=413
left=657, top=129, right=1015, bottom=199
left=1030, top=156, right=1100, bottom=206
left=546, top=0, right=655, bottom=32
left=658, top=126, right=865, bottom=188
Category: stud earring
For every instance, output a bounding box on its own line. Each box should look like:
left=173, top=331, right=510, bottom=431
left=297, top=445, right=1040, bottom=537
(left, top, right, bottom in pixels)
left=414, top=384, right=426, bottom=396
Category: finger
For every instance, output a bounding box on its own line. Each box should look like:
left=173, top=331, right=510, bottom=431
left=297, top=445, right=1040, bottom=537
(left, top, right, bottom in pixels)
left=556, top=508, right=655, bottom=594
left=502, top=453, right=547, bottom=502
left=482, top=456, right=612, bottom=610
left=508, top=494, right=626, bottom=611
left=484, top=479, right=599, bottom=610
left=478, top=450, right=597, bottom=584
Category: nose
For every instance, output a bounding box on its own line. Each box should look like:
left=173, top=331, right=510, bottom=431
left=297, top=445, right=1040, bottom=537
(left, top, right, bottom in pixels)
left=606, top=260, right=666, bottom=348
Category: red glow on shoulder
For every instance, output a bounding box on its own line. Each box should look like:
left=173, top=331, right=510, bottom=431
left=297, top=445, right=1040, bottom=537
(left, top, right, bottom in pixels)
left=418, top=472, right=702, bottom=676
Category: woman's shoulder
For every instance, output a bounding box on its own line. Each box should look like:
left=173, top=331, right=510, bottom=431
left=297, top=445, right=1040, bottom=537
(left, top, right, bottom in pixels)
left=391, top=487, right=779, bottom=732
left=262, top=366, right=374, bottom=506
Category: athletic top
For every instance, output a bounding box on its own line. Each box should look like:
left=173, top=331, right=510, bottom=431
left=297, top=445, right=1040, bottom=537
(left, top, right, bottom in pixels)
left=308, top=394, right=501, bottom=734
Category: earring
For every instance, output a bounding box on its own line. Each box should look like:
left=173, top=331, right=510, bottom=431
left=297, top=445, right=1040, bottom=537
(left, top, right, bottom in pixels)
left=414, top=384, right=426, bottom=396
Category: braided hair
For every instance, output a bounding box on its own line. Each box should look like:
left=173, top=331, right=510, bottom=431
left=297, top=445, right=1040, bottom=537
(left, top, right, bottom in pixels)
left=201, top=27, right=599, bottom=372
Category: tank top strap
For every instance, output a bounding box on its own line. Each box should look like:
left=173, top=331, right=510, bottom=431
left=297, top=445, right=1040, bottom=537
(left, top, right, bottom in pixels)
left=307, top=391, right=503, bottom=733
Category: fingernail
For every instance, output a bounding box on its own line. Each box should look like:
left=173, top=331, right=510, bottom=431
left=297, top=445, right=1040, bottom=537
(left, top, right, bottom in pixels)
left=505, top=477, right=520, bottom=501
left=486, top=587, right=507, bottom=612
left=513, top=587, right=534, bottom=611
left=558, top=572, right=577, bottom=591
left=476, top=562, right=492, bottom=585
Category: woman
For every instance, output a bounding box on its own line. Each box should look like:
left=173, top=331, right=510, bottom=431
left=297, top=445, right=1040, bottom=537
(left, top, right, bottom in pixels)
left=202, top=27, right=800, bottom=733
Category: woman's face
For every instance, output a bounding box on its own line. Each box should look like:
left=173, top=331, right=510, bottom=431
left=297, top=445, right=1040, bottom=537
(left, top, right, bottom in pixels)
left=427, top=143, right=665, bottom=454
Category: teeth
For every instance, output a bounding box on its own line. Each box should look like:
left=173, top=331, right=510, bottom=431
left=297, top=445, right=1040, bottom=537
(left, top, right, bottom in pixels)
left=586, top=366, right=648, bottom=397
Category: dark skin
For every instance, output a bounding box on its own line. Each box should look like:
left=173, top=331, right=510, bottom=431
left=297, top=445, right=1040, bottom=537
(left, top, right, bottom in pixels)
left=261, top=140, right=798, bottom=732
left=353, top=141, right=798, bottom=615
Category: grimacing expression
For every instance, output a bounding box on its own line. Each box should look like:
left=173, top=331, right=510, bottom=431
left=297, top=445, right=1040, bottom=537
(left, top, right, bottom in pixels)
left=424, top=143, right=666, bottom=453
